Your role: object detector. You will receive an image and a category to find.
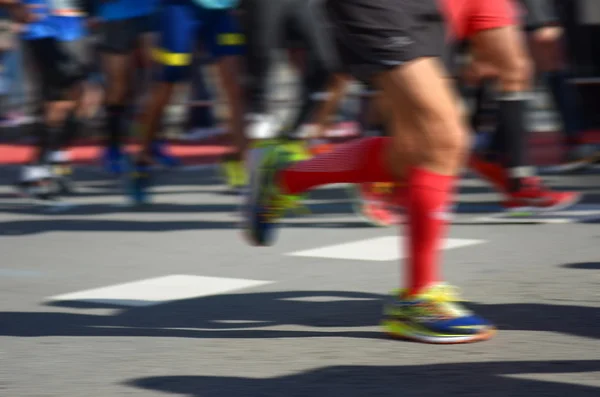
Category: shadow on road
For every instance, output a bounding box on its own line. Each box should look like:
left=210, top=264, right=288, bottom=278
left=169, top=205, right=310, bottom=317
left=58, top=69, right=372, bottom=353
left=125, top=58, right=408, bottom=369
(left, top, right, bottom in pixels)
left=0, top=217, right=372, bottom=236
left=0, top=290, right=598, bottom=340
left=126, top=360, right=600, bottom=397
left=562, top=262, right=600, bottom=270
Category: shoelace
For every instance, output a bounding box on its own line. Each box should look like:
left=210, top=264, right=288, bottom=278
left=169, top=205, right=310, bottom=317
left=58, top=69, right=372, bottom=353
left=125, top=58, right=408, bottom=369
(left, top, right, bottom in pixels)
left=422, top=284, right=463, bottom=303
left=421, top=284, right=471, bottom=318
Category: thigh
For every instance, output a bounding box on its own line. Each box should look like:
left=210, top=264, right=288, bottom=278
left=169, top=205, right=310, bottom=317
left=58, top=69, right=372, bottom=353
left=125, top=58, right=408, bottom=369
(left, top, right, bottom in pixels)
left=324, top=0, right=446, bottom=83
left=470, top=25, right=529, bottom=71
left=374, top=57, right=465, bottom=154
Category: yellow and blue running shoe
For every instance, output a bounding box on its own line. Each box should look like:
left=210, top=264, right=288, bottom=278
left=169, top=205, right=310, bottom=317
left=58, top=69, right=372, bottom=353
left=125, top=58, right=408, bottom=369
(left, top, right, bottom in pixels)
left=382, top=284, right=495, bottom=344
left=221, top=159, right=248, bottom=192
left=243, top=144, right=303, bottom=246
left=281, top=139, right=312, bottom=162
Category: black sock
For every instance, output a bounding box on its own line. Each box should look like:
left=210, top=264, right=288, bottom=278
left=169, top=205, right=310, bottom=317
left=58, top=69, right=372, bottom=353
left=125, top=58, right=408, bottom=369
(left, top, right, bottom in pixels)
left=544, top=70, right=583, bottom=147
left=485, top=123, right=506, bottom=164
left=34, top=123, right=60, bottom=165
left=55, top=112, right=81, bottom=152
left=106, top=104, right=126, bottom=149
left=470, top=79, right=497, bottom=132
left=497, top=92, right=534, bottom=191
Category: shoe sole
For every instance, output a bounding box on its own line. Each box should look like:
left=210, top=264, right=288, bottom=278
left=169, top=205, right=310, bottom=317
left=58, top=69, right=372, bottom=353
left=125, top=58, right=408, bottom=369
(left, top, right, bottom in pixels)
left=382, top=320, right=497, bottom=344
left=242, top=147, right=270, bottom=246
left=545, top=152, right=600, bottom=174
left=505, top=191, right=584, bottom=215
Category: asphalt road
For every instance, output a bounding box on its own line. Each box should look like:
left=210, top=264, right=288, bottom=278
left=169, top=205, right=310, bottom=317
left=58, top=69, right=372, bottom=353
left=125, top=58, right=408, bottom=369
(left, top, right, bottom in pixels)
left=1, top=165, right=599, bottom=397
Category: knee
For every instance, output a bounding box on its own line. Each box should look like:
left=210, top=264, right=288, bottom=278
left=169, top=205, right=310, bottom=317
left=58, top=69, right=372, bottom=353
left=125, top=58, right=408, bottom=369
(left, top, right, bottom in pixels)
left=420, top=105, right=470, bottom=165
left=498, top=54, right=532, bottom=90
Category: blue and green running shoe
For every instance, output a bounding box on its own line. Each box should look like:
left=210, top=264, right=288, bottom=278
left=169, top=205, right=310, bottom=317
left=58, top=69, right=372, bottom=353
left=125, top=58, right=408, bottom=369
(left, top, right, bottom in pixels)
left=128, top=162, right=152, bottom=205
left=243, top=144, right=304, bottom=246
left=382, top=283, right=496, bottom=344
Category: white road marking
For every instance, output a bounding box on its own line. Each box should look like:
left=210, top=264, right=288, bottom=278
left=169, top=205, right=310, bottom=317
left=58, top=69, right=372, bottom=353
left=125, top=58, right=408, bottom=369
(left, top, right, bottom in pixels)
left=287, top=236, right=485, bottom=262
left=47, top=275, right=272, bottom=307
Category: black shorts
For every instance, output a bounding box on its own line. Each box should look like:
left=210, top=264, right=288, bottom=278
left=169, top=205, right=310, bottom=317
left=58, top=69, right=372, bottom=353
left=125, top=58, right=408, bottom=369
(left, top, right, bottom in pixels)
left=25, top=37, right=87, bottom=101
left=97, top=15, right=154, bottom=54
left=324, top=0, right=445, bottom=83
left=520, top=0, right=559, bottom=32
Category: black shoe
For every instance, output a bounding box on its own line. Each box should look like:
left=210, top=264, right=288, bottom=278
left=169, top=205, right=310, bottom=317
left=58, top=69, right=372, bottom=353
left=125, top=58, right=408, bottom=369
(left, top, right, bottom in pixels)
left=51, top=162, right=75, bottom=195
left=16, top=177, right=61, bottom=202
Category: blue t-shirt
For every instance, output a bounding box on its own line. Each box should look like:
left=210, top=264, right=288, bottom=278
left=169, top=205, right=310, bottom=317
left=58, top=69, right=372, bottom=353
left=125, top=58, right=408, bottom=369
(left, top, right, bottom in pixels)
left=97, top=0, right=160, bottom=21
left=21, top=0, right=87, bottom=41
left=49, top=15, right=87, bottom=41
left=192, top=0, right=239, bottom=8
left=21, top=0, right=55, bottom=40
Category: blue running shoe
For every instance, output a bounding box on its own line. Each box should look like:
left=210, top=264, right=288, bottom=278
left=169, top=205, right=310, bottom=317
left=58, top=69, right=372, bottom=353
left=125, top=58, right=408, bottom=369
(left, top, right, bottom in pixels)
left=128, top=162, right=152, bottom=205
left=382, top=284, right=495, bottom=344
left=243, top=144, right=303, bottom=246
left=103, top=146, right=126, bottom=175
left=151, top=141, right=180, bottom=168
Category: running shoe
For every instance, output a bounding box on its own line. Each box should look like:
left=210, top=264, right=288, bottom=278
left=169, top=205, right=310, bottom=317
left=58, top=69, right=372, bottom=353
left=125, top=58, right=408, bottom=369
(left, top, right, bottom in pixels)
left=128, top=161, right=152, bottom=205
left=16, top=166, right=60, bottom=203
left=281, top=140, right=312, bottom=162
left=243, top=144, right=303, bottom=246
left=221, top=159, right=248, bottom=191
left=350, top=182, right=401, bottom=227
left=382, top=284, right=495, bottom=344
left=503, top=177, right=582, bottom=214
left=151, top=140, right=180, bottom=168
left=550, top=145, right=600, bottom=173
left=103, top=146, right=127, bottom=175
left=48, top=151, right=74, bottom=195
left=52, top=162, right=74, bottom=195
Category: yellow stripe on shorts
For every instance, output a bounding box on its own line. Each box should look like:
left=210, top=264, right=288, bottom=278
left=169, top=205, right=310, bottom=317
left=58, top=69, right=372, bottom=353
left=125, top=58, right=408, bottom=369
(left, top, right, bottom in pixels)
left=217, top=33, right=245, bottom=46
left=152, top=48, right=192, bottom=67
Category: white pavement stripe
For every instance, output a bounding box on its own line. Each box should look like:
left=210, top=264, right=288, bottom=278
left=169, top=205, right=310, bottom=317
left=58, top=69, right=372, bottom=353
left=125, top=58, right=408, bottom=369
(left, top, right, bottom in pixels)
left=287, top=237, right=485, bottom=262
left=47, top=275, right=272, bottom=307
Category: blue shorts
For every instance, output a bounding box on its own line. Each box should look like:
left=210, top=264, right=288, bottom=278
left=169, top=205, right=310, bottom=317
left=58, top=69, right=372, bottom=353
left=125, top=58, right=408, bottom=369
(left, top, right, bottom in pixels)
left=154, top=0, right=244, bottom=82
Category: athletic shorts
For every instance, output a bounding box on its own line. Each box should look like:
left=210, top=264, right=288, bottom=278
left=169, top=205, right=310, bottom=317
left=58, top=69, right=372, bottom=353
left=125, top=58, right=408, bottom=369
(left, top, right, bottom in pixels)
left=440, top=0, right=518, bottom=41
left=25, top=37, right=87, bottom=101
left=519, top=0, right=559, bottom=32
left=324, top=0, right=446, bottom=83
left=153, top=0, right=244, bottom=82
left=97, top=15, right=155, bottom=54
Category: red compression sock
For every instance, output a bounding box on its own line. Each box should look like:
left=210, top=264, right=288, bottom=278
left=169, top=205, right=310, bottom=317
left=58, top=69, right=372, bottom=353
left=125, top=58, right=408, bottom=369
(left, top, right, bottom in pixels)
left=405, top=168, right=455, bottom=296
left=279, top=137, right=394, bottom=195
